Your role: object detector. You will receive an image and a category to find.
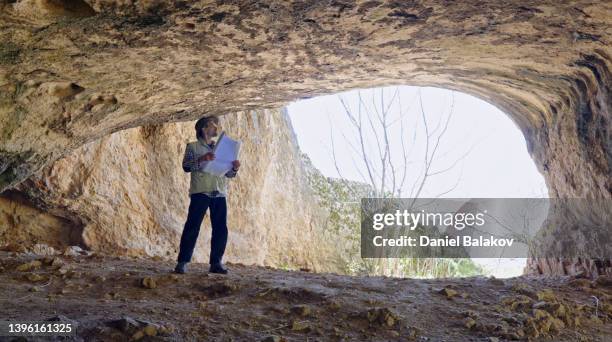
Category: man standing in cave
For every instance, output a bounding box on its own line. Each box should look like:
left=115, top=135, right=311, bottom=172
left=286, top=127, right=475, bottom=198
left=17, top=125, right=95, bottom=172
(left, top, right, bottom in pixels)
left=174, top=116, right=240, bottom=275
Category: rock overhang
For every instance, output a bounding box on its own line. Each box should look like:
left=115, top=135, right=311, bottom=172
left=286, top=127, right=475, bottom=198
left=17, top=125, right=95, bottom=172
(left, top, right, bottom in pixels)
left=0, top=1, right=609, bottom=198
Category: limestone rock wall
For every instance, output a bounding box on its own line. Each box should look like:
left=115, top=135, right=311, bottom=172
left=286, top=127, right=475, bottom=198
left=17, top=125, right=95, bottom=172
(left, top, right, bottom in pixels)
left=0, top=108, right=339, bottom=272
left=0, top=192, right=83, bottom=251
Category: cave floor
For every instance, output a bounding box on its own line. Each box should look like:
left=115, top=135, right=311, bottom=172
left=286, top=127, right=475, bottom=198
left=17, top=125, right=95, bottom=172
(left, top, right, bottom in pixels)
left=0, top=251, right=611, bottom=342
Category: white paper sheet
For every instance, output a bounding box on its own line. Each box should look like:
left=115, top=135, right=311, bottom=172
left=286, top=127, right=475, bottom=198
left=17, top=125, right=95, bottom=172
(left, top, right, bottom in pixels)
left=202, top=132, right=241, bottom=176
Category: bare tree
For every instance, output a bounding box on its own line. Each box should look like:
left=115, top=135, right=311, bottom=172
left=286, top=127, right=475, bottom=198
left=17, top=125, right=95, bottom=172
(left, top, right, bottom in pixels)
left=326, top=87, right=474, bottom=276
left=329, top=88, right=470, bottom=198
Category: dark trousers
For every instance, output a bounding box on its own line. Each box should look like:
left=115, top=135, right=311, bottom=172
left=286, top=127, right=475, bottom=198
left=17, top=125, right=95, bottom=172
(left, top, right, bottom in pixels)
left=177, top=193, right=228, bottom=265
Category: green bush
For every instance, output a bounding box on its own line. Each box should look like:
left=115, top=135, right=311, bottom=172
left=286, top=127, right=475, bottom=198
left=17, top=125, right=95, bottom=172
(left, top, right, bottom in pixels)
left=302, top=152, right=487, bottom=278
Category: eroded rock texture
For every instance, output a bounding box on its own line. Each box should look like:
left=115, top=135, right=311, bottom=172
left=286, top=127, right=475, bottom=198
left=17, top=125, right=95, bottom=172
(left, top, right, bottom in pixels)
left=0, top=109, right=339, bottom=271
left=0, top=1, right=610, bottom=274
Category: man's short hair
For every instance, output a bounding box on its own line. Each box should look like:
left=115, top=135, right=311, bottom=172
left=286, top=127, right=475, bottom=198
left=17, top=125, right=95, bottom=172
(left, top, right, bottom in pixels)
left=195, top=116, right=219, bottom=139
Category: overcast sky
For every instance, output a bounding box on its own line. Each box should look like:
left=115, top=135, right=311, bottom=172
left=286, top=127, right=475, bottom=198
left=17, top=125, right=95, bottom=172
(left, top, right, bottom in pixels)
left=287, top=86, right=548, bottom=199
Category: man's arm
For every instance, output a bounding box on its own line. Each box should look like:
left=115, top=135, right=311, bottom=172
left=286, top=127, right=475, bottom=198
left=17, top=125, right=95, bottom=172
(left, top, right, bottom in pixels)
left=225, top=160, right=240, bottom=178
left=182, top=144, right=205, bottom=172
left=182, top=144, right=195, bottom=172
left=224, top=168, right=238, bottom=178
left=183, top=144, right=213, bottom=172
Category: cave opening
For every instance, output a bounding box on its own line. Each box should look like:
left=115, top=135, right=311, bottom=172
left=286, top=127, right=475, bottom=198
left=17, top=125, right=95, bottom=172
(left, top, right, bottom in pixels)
left=287, top=85, right=549, bottom=279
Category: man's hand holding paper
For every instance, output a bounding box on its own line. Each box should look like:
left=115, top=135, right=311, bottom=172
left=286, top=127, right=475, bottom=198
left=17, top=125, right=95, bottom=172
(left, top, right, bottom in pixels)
left=201, top=132, right=241, bottom=176
left=199, top=152, right=216, bottom=163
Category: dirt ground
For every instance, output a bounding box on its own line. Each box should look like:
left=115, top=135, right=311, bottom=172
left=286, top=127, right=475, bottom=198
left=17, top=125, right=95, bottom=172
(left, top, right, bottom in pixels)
left=0, top=250, right=611, bottom=341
